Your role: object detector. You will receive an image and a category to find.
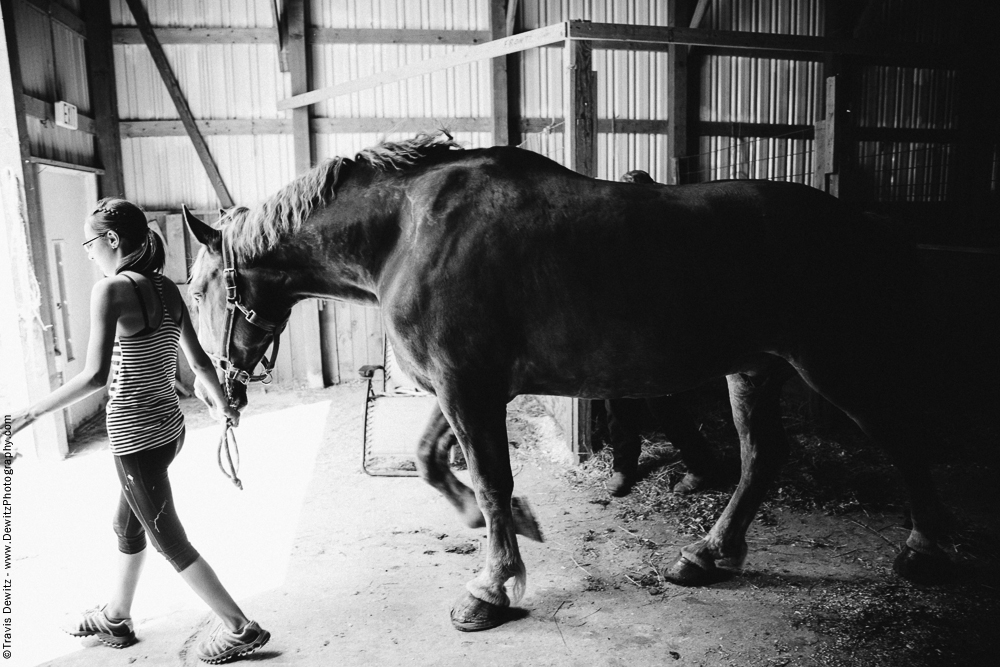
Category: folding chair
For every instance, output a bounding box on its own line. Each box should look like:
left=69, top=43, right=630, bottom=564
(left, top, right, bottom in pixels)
left=359, top=339, right=440, bottom=476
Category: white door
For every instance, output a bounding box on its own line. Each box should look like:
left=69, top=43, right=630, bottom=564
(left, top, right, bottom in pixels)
left=37, top=165, right=103, bottom=437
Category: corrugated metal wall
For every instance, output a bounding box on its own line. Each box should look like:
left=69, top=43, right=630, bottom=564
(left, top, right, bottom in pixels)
left=100, top=0, right=964, bottom=386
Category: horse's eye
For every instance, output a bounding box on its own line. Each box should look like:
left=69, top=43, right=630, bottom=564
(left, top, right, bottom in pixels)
left=191, top=292, right=203, bottom=302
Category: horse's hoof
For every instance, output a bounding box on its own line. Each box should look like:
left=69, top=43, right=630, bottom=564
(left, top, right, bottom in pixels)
left=450, top=592, right=509, bottom=631
left=608, top=472, right=636, bottom=497
left=664, top=554, right=717, bottom=587
left=893, top=546, right=955, bottom=585
left=512, top=497, right=544, bottom=542
left=672, top=472, right=708, bottom=494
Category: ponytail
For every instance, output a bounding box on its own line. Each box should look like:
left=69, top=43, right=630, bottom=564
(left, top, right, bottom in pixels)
left=117, top=227, right=166, bottom=275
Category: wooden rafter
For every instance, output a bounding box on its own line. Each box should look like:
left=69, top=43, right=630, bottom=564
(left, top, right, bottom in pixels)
left=122, top=0, right=234, bottom=208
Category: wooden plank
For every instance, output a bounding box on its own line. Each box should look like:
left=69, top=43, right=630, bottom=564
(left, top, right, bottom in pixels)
left=22, top=94, right=96, bottom=133
left=28, top=156, right=104, bottom=173
left=318, top=300, right=340, bottom=385
left=566, top=21, right=956, bottom=62
left=564, top=39, right=596, bottom=177
left=162, top=213, right=188, bottom=283
left=112, top=26, right=492, bottom=45
left=120, top=118, right=292, bottom=137
left=84, top=0, right=125, bottom=198
left=113, top=27, right=277, bottom=44
left=122, top=0, right=234, bottom=208
left=490, top=0, right=509, bottom=146
left=365, top=305, right=382, bottom=367
left=697, top=121, right=815, bottom=138
left=334, top=300, right=355, bottom=382
left=119, top=116, right=494, bottom=137
left=311, top=27, right=491, bottom=45
left=278, top=22, right=568, bottom=110
left=1, top=0, right=67, bottom=456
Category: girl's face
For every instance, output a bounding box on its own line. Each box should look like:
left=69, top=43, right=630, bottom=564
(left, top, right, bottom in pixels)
left=82, top=220, right=118, bottom=276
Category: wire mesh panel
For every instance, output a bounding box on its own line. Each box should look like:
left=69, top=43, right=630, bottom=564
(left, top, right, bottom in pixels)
left=361, top=340, right=438, bottom=476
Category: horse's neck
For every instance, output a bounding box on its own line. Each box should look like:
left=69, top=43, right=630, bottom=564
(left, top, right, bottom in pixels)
left=265, top=183, right=399, bottom=306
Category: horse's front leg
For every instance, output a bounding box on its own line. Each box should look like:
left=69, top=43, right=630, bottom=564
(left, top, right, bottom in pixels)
left=667, top=359, right=793, bottom=585
left=416, top=403, right=544, bottom=541
left=437, top=387, right=526, bottom=631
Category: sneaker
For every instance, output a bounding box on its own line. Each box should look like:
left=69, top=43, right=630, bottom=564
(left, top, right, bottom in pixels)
left=64, top=606, right=137, bottom=648
left=196, top=620, right=270, bottom=664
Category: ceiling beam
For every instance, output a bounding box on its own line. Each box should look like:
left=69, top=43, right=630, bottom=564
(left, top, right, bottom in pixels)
left=122, top=0, right=233, bottom=208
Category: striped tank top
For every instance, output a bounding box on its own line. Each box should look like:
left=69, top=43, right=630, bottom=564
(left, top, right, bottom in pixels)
left=106, top=273, right=185, bottom=455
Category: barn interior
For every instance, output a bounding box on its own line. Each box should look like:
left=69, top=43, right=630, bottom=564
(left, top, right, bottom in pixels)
left=2, top=1, right=998, bottom=666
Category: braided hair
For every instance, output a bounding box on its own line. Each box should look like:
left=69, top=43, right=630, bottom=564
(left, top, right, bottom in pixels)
left=87, top=197, right=165, bottom=275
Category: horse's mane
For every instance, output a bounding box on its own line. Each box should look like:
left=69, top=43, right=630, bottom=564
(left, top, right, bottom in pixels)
left=226, top=131, right=463, bottom=261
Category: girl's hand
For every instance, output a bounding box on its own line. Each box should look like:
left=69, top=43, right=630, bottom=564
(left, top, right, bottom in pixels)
left=221, top=404, right=241, bottom=428
left=206, top=396, right=240, bottom=427
left=8, top=410, right=34, bottom=436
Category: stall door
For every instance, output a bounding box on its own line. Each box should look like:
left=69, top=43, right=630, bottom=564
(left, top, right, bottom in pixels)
left=37, top=165, right=102, bottom=437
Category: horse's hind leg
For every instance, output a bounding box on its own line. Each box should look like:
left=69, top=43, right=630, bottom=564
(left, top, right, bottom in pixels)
left=416, top=402, right=543, bottom=542
left=666, top=355, right=794, bottom=585
left=794, top=357, right=953, bottom=583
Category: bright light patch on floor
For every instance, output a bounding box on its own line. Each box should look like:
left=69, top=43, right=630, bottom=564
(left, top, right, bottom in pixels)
left=12, top=399, right=330, bottom=666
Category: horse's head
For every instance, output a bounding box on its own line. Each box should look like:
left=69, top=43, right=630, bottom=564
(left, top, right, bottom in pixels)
left=182, top=206, right=288, bottom=411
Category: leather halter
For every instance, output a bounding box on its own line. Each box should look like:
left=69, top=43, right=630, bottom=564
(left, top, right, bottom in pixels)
left=211, top=229, right=288, bottom=391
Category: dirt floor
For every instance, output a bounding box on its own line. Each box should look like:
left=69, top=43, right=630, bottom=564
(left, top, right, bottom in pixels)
left=13, top=379, right=1000, bottom=667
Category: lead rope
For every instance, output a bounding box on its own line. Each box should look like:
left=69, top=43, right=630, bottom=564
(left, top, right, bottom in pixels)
left=217, top=418, right=243, bottom=490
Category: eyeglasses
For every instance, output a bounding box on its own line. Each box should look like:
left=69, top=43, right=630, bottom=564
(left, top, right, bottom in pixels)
left=81, top=232, right=108, bottom=248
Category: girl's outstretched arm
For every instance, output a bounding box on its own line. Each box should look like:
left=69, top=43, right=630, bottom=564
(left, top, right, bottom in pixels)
left=9, top=279, right=120, bottom=435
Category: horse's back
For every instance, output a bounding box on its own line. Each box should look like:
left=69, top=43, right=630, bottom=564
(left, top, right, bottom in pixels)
left=385, top=148, right=923, bottom=397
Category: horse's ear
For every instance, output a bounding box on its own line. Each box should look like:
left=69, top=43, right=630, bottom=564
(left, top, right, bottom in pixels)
left=182, top=204, right=222, bottom=253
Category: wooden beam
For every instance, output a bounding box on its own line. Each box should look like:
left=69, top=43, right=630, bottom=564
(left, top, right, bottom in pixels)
left=278, top=22, right=568, bottom=110
left=113, top=27, right=277, bottom=44
left=22, top=94, right=96, bottom=133
left=490, top=0, right=509, bottom=146
left=120, top=116, right=493, bottom=137
left=689, top=0, right=710, bottom=28
left=28, top=156, right=104, bottom=173
left=286, top=0, right=312, bottom=175
left=112, top=26, right=492, bottom=46
left=123, top=0, right=234, bottom=208
left=311, top=27, right=491, bottom=45
left=1, top=0, right=67, bottom=456
left=269, top=0, right=288, bottom=71
left=83, top=0, right=125, bottom=198
left=566, top=21, right=957, bottom=62
left=564, top=39, right=597, bottom=177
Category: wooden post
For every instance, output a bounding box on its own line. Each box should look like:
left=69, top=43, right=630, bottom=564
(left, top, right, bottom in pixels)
left=564, top=38, right=596, bottom=177
left=286, top=0, right=313, bottom=174
left=1, top=0, right=68, bottom=457
left=284, top=0, right=322, bottom=388
left=489, top=0, right=510, bottom=146
left=123, top=0, right=234, bottom=208
left=83, top=0, right=125, bottom=199
left=667, top=43, right=688, bottom=184
left=563, top=36, right=596, bottom=459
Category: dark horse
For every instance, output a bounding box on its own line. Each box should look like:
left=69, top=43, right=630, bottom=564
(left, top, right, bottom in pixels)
left=185, top=133, right=952, bottom=631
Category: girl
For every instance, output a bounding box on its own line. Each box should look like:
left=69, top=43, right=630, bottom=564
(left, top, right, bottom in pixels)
left=10, top=198, right=270, bottom=664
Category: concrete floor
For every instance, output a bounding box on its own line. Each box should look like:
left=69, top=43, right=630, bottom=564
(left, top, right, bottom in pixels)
left=13, top=382, right=647, bottom=667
